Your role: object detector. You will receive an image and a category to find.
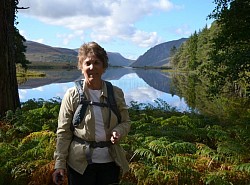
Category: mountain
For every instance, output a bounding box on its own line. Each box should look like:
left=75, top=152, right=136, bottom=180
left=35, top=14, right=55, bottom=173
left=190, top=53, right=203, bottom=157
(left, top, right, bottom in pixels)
left=24, top=41, right=133, bottom=66
left=130, top=38, right=187, bottom=67
left=24, top=38, right=187, bottom=68
left=107, top=52, right=134, bottom=66
left=25, top=41, right=78, bottom=63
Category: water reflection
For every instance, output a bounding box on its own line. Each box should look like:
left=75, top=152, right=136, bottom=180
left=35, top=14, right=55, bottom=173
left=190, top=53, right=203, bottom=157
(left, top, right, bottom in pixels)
left=135, top=69, right=172, bottom=93
left=18, top=68, right=188, bottom=111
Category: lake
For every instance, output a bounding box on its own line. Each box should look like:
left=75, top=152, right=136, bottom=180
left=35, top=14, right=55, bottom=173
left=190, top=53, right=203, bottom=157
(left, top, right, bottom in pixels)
left=18, top=67, right=189, bottom=111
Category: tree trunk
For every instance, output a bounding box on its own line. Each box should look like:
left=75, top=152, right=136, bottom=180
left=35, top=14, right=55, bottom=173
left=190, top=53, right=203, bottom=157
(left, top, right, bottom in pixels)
left=0, top=0, right=20, bottom=117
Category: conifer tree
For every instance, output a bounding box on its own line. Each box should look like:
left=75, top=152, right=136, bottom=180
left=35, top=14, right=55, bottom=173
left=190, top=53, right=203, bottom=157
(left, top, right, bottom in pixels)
left=0, top=0, right=20, bottom=117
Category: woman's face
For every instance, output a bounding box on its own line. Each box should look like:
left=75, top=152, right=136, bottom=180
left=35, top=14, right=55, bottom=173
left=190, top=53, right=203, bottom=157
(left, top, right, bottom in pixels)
left=81, top=53, right=105, bottom=88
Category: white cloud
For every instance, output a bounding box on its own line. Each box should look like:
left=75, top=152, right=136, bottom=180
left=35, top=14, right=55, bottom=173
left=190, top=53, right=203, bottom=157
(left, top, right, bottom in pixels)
left=18, top=0, right=111, bottom=19
left=19, top=30, right=27, bottom=38
left=125, top=86, right=163, bottom=105
left=153, top=0, right=174, bottom=10
left=57, top=30, right=84, bottom=46
left=19, top=89, right=27, bottom=100
left=171, top=97, right=188, bottom=111
left=33, top=87, right=44, bottom=91
left=175, top=24, right=192, bottom=36
left=34, top=38, right=45, bottom=44
left=131, top=30, right=163, bottom=48
left=123, top=73, right=138, bottom=79
left=18, top=0, right=176, bottom=48
left=19, top=29, right=45, bottom=44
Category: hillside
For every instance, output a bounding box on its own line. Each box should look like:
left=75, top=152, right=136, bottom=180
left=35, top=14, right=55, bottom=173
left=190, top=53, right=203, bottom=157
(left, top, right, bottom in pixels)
left=24, top=41, right=133, bottom=67
left=107, top=52, right=134, bottom=66
left=131, top=38, right=187, bottom=67
left=24, top=39, right=187, bottom=68
left=25, top=41, right=78, bottom=63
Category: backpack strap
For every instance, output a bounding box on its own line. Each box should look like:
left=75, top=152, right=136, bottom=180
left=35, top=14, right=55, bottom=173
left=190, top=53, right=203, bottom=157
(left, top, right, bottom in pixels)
left=71, top=80, right=88, bottom=131
left=105, top=81, right=121, bottom=124
left=71, top=80, right=121, bottom=131
left=75, top=80, right=85, bottom=103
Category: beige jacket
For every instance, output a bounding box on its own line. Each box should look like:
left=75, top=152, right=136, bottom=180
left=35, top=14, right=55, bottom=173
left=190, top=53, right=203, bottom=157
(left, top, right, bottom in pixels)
left=54, top=80, right=131, bottom=175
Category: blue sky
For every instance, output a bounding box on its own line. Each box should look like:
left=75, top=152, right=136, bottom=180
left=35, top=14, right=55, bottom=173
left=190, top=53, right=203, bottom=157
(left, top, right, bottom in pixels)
left=17, top=0, right=215, bottom=60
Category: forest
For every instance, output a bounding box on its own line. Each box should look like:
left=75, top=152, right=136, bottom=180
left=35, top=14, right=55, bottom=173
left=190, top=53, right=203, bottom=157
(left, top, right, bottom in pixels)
left=0, top=0, right=250, bottom=184
left=170, top=0, right=249, bottom=98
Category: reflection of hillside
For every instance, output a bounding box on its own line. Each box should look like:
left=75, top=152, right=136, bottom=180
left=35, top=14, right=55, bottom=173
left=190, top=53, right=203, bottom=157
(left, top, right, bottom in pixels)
left=18, top=69, right=82, bottom=89
left=18, top=67, right=134, bottom=89
left=18, top=68, right=173, bottom=92
left=102, top=67, right=134, bottom=80
left=134, top=69, right=172, bottom=94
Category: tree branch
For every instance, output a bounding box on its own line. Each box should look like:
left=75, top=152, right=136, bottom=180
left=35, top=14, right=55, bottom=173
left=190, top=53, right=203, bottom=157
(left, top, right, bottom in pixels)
left=16, top=7, right=30, bottom=10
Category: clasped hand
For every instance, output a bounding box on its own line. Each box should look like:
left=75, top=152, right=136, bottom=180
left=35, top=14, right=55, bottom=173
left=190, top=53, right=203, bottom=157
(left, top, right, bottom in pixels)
left=110, top=131, right=120, bottom=144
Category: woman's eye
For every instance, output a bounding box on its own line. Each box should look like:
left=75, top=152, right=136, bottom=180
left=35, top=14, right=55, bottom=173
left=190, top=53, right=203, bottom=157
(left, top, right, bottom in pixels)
left=94, top=61, right=100, bottom=65
left=83, top=60, right=101, bottom=66
left=85, top=62, right=90, bottom=66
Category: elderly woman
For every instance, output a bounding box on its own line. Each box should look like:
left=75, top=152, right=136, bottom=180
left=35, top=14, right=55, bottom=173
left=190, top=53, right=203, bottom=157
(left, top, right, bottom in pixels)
left=52, top=42, right=131, bottom=185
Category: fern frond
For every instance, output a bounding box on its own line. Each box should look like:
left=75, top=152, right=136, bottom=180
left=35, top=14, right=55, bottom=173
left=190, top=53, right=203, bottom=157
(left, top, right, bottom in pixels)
left=154, top=156, right=171, bottom=170
left=0, top=143, right=18, bottom=168
left=234, top=163, right=250, bottom=173
left=204, top=170, right=250, bottom=185
left=144, top=169, right=175, bottom=185
left=28, top=160, right=68, bottom=185
left=204, top=171, right=232, bottom=185
left=134, top=148, right=156, bottom=162
left=129, top=162, right=150, bottom=182
left=166, top=141, right=197, bottom=155
left=207, top=125, right=229, bottom=142
left=217, top=140, right=247, bottom=163
left=148, top=139, right=170, bottom=156
left=19, top=130, right=55, bottom=145
left=196, top=143, right=216, bottom=157
left=143, top=136, right=156, bottom=143
left=4, top=130, right=56, bottom=173
left=170, top=155, right=196, bottom=167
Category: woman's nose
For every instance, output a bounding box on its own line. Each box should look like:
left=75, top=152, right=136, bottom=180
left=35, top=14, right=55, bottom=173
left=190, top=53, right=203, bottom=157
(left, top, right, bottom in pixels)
left=89, top=64, right=93, bottom=70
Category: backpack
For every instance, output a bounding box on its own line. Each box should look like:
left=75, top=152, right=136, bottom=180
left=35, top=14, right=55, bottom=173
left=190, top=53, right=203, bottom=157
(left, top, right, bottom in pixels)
left=71, top=80, right=121, bottom=131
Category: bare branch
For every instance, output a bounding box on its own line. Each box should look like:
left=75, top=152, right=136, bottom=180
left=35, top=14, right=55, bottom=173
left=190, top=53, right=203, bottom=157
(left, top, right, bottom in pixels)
left=16, top=6, right=30, bottom=10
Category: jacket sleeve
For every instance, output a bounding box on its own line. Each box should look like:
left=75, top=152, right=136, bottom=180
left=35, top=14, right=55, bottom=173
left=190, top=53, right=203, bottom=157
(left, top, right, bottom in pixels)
left=112, top=86, right=131, bottom=138
left=54, top=88, right=75, bottom=169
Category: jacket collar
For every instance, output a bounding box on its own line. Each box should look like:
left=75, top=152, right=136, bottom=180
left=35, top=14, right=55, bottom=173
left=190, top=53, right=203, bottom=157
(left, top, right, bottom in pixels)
left=82, top=80, right=108, bottom=99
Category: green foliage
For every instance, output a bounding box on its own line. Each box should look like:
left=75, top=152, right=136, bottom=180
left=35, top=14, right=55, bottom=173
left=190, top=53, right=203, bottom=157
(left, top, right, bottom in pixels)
left=126, top=101, right=250, bottom=184
left=208, top=0, right=250, bottom=94
left=0, top=98, right=60, bottom=184
left=14, top=27, right=30, bottom=69
left=1, top=98, right=250, bottom=184
left=171, top=72, right=250, bottom=124
left=204, top=170, right=250, bottom=185
left=170, top=0, right=250, bottom=97
left=1, top=98, right=60, bottom=142
left=234, top=163, right=250, bottom=173
left=0, top=130, right=56, bottom=184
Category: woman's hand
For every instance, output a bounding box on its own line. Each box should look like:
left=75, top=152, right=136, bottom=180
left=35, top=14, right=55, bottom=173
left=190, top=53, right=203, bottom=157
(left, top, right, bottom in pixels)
left=52, top=168, right=65, bottom=185
left=110, top=131, right=121, bottom=144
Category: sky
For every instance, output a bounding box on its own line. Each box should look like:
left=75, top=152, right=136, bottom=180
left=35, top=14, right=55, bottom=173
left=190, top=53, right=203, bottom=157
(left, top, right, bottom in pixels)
left=16, top=0, right=215, bottom=60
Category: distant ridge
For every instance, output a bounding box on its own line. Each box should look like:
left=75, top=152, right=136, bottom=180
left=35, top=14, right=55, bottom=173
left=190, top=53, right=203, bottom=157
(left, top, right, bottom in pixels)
left=24, top=41, right=78, bottom=63
left=24, top=38, right=187, bottom=67
left=107, top=52, right=134, bottom=66
left=24, top=41, right=133, bottom=66
left=131, top=38, right=187, bottom=67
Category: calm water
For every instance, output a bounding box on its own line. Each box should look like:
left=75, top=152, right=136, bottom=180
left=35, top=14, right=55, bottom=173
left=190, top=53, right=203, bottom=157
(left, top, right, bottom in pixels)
left=18, top=67, right=189, bottom=111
